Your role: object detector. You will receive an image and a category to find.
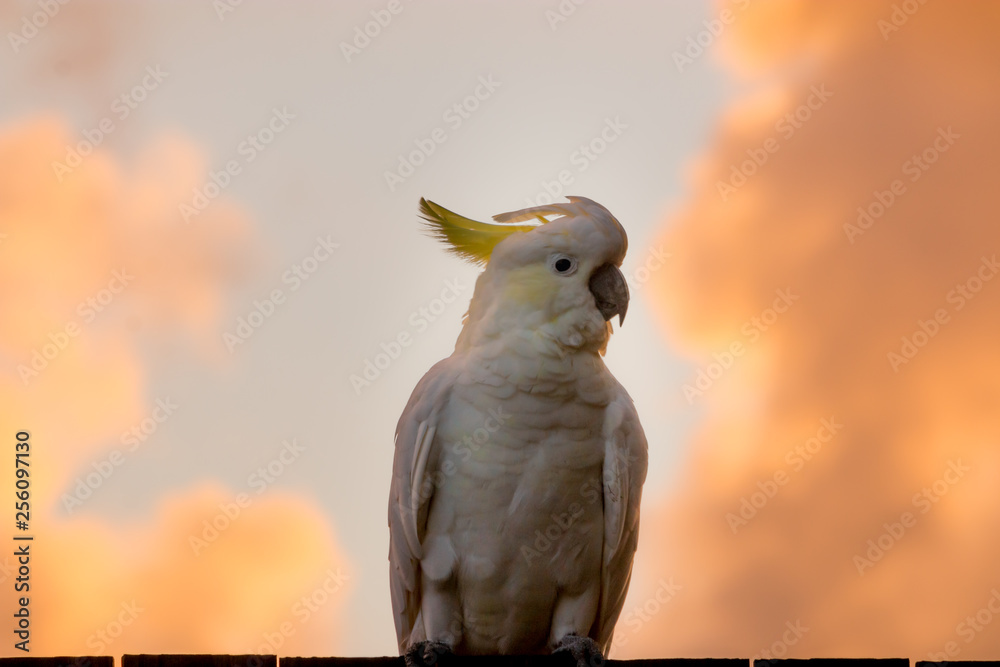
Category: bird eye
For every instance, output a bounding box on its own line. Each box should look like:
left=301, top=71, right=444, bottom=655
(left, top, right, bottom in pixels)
left=549, top=254, right=577, bottom=276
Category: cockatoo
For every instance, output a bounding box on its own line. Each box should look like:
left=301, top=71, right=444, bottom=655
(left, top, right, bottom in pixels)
left=388, top=196, right=648, bottom=667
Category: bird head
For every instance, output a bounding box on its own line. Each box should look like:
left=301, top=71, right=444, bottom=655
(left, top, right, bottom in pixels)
left=418, top=196, right=630, bottom=354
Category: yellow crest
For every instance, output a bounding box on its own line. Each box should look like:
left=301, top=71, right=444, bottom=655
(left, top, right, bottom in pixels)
left=420, top=198, right=591, bottom=265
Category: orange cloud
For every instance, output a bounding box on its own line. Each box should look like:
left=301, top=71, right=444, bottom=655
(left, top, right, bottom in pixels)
left=0, top=117, right=347, bottom=657
left=31, top=485, right=348, bottom=656
left=627, top=0, right=1000, bottom=660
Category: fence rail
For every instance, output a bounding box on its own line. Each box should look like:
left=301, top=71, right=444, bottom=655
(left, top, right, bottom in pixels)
left=0, top=656, right=994, bottom=667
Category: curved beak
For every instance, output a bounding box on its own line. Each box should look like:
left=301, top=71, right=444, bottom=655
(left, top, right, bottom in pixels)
left=589, top=263, right=630, bottom=326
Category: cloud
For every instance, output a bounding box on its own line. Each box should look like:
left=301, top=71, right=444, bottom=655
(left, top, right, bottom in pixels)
left=624, top=0, right=1000, bottom=659
left=0, top=117, right=347, bottom=657
left=30, top=485, right=348, bottom=656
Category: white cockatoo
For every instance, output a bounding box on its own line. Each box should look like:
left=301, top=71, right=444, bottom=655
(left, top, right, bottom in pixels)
left=388, top=196, right=648, bottom=667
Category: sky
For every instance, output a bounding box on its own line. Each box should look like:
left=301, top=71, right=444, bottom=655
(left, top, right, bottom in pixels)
left=2, top=0, right=999, bottom=661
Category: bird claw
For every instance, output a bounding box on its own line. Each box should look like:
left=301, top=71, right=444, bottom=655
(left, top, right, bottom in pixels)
left=404, top=640, right=452, bottom=667
left=554, top=633, right=604, bottom=667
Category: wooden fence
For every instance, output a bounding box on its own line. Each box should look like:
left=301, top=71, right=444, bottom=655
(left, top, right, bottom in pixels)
left=0, top=655, right=993, bottom=667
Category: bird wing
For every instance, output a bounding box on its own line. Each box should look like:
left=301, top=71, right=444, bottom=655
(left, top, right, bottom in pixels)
left=594, top=383, right=649, bottom=653
left=388, top=356, right=458, bottom=653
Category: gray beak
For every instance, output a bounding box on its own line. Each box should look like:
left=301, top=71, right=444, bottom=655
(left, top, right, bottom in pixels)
left=589, top=263, right=630, bottom=326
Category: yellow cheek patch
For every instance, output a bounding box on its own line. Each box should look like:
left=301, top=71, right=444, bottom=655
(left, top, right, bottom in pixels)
left=502, top=265, right=554, bottom=311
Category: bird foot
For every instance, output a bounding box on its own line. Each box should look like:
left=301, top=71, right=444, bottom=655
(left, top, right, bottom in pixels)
left=404, top=640, right=453, bottom=667
left=554, top=633, right=604, bottom=667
